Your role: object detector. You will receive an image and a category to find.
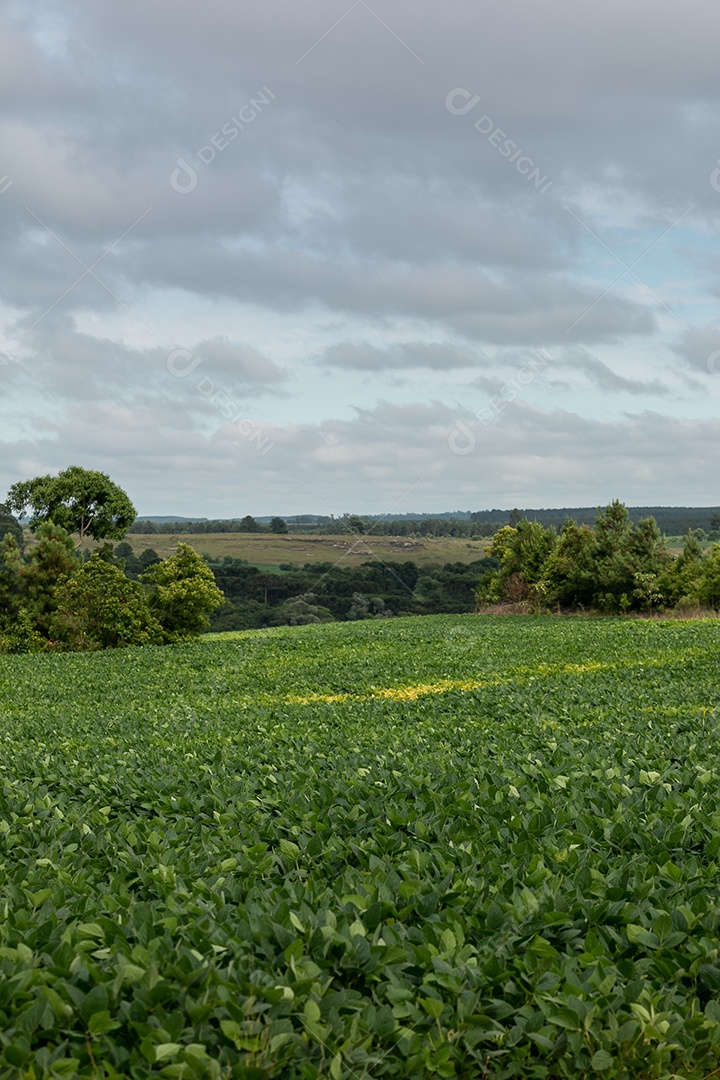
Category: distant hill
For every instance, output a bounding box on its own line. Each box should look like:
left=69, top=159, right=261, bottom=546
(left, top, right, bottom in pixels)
left=135, top=516, right=209, bottom=523
left=131, top=506, right=720, bottom=538
left=343, top=506, right=720, bottom=533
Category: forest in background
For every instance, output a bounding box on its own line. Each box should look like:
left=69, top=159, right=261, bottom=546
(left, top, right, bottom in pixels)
left=129, top=505, right=720, bottom=539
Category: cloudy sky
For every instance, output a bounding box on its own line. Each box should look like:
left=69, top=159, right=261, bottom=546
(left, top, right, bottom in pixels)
left=1, top=0, right=719, bottom=516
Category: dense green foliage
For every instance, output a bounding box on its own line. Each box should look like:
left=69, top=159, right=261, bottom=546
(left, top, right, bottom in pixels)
left=206, top=558, right=495, bottom=630
left=0, top=506, right=22, bottom=547
left=0, top=539, right=223, bottom=653
left=51, top=558, right=163, bottom=650
left=0, top=524, right=80, bottom=648
left=468, top=507, right=720, bottom=537
left=481, top=502, right=718, bottom=613
left=6, top=468, right=136, bottom=545
left=2, top=616, right=720, bottom=1076
left=143, top=546, right=225, bottom=642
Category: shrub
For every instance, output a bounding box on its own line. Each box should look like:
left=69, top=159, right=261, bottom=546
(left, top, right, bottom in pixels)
left=51, top=556, right=162, bottom=650
left=0, top=609, right=46, bottom=654
left=143, top=543, right=225, bottom=642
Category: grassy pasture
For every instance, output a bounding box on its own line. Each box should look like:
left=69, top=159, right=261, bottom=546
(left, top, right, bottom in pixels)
left=114, top=532, right=491, bottom=568
left=2, top=615, right=720, bottom=1076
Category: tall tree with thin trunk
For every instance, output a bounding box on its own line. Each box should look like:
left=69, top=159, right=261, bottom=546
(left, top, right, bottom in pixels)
left=6, top=466, right=136, bottom=548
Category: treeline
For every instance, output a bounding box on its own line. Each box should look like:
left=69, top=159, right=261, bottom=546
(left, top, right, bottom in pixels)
left=129, top=516, right=498, bottom=538
left=128, top=506, right=720, bottom=539
left=129, top=515, right=286, bottom=535
left=204, top=556, right=497, bottom=630
left=470, top=506, right=720, bottom=536
left=482, top=501, right=720, bottom=613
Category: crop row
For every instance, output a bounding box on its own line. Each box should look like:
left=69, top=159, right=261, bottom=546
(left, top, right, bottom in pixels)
left=1, top=615, right=720, bottom=1077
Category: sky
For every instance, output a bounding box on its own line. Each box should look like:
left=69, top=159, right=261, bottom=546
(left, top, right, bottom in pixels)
left=1, top=0, right=720, bottom=517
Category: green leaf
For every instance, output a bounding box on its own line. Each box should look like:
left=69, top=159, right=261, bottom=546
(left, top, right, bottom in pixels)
left=591, top=1049, right=614, bottom=1071
left=547, top=1008, right=581, bottom=1030
left=330, top=1054, right=342, bottom=1080
left=626, top=924, right=659, bottom=948
left=81, top=985, right=109, bottom=1020
left=304, top=999, right=321, bottom=1024
left=89, top=1011, right=120, bottom=1035
left=120, top=963, right=145, bottom=983
left=155, top=1043, right=183, bottom=1061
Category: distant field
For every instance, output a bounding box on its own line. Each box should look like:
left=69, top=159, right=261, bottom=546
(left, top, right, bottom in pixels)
left=120, top=532, right=491, bottom=567
left=3, top=616, right=720, bottom=1075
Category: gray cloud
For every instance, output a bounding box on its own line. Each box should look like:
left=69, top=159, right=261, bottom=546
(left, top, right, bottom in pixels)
left=561, top=348, right=673, bottom=396
left=320, top=341, right=488, bottom=371
left=2, top=0, right=720, bottom=510
left=670, top=326, right=720, bottom=377
left=2, top=399, right=718, bottom=515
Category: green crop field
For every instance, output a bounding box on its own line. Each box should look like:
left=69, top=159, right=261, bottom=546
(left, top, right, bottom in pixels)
left=3, top=615, right=720, bottom=1078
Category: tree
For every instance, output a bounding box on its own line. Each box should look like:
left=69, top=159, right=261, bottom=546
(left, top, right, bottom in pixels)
left=346, top=515, right=368, bottom=535
left=138, top=547, right=161, bottom=570
left=51, top=556, right=161, bottom=650
left=271, top=593, right=334, bottom=626
left=347, top=592, right=392, bottom=619
left=479, top=521, right=556, bottom=605
left=21, top=522, right=79, bottom=636
left=143, top=543, right=225, bottom=641
left=269, top=517, right=288, bottom=534
left=627, top=517, right=670, bottom=610
left=238, top=515, right=260, bottom=533
left=592, top=500, right=635, bottom=611
left=6, top=466, right=136, bottom=547
left=660, top=530, right=705, bottom=608
left=699, top=545, right=720, bottom=609
left=590, top=503, right=669, bottom=612
left=489, top=525, right=517, bottom=561
left=0, top=534, right=23, bottom=629
left=0, top=504, right=23, bottom=548
left=0, top=609, right=45, bottom=654
left=541, top=522, right=596, bottom=608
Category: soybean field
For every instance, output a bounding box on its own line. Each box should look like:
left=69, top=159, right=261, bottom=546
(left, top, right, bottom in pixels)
left=2, top=615, right=720, bottom=1078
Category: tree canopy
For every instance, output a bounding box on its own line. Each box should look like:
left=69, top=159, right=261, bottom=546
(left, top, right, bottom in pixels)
left=143, top=543, right=225, bottom=642
left=6, top=466, right=136, bottom=546
left=0, top=505, right=22, bottom=547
